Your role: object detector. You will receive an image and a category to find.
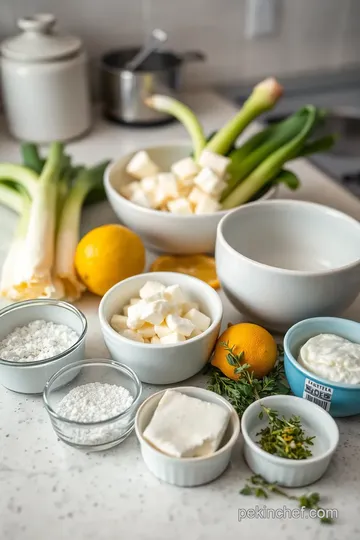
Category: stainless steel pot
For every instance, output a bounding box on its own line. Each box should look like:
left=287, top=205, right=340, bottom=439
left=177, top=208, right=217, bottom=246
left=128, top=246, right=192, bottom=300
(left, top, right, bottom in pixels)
left=101, top=48, right=205, bottom=126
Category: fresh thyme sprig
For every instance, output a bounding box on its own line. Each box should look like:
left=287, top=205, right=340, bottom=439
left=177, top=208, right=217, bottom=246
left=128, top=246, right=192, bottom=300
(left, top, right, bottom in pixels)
left=207, top=343, right=289, bottom=418
left=257, top=406, right=315, bottom=460
left=240, top=475, right=334, bottom=524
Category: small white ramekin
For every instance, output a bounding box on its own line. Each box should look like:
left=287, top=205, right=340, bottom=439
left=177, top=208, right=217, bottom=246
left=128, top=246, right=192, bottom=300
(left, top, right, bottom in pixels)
left=241, top=395, right=339, bottom=488
left=135, top=386, right=240, bottom=487
left=0, top=299, right=87, bottom=394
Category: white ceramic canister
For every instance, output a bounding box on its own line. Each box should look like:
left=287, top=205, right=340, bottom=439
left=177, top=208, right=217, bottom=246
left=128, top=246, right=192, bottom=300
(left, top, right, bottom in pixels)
left=1, top=13, right=92, bottom=142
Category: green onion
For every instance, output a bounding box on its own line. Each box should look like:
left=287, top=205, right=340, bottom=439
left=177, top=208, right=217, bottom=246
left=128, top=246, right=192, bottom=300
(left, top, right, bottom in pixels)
left=145, top=95, right=206, bottom=161
left=221, top=105, right=317, bottom=209
left=205, top=78, right=283, bottom=156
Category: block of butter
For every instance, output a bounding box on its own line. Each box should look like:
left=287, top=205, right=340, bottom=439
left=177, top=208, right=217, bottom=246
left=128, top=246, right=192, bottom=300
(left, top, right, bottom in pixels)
left=143, top=390, right=230, bottom=458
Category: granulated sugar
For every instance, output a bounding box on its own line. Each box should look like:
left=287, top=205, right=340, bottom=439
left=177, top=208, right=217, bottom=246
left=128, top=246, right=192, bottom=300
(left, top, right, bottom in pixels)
left=0, top=320, right=79, bottom=362
left=57, top=382, right=134, bottom=446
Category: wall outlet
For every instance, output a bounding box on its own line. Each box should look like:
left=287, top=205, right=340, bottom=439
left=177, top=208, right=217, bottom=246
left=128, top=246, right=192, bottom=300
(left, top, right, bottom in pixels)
left=245, top=0, right=279, bottom=39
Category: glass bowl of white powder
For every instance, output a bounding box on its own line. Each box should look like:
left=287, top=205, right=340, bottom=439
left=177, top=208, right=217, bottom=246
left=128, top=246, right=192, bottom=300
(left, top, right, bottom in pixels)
left=43, top=359, right=142, bottom=451
left=0, top=299, right=87, bottom=394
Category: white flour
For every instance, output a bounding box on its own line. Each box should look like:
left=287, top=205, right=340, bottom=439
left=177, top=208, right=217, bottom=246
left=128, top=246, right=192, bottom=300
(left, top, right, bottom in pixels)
left=57, top=382, right=135, bottom=446
left=0, top=319, right=79, bottom=362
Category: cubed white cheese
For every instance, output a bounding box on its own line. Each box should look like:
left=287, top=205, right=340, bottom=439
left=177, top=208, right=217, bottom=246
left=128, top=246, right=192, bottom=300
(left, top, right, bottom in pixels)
left=163, top=284, right=188, bottom=305
left=194, top=167, right=225, bottom=197
left=126, top=151, right=160, bottom=179
left=167, top=198, right=193, bottom=215
left=127, top=302, right=146, bottom=329
left=110, top=314, right=128, bottom=332
left=160, top=332, right=186, bottom=344
left=130, top=297, right=141, bottom=305
left=184, top=308, right=211, bottom=331
left=165, top=314, right=195, bottom=337
left=154, top=322, right=173, bottom=338
left=151, top=335, right=161, bottom=344
left=137, top=323, right=156, bottom=338
left=181, top=301, right=200, bottom=315
left=141, top=300, right=170, bottom=325
left=123, top=305, right=130, bottom=316
left=188, top=186, right=205, bottom=206
left=130, top=189, right=152, bottom=208
left=158, top=173, right=178, bottom=199
left=143, top=390, right=231, bottom=457
left=171, top=157, right=200, bottom=180
left=195, top=194, right=221, bottom=214
left=139, top=281, right=166, bottom=300
left=198, top=150, right=230, bottom=177
left=122, top=329, right=145, bottom=343
left=189, top=327, right=202, bottom=338
left=140, top=176, right=158, bottom=193
left=119, top=181, right=140, bottom=199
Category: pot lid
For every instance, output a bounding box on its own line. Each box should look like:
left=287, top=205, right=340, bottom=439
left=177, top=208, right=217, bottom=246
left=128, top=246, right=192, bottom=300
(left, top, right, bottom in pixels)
left=1, top=14, right=82, bottom=62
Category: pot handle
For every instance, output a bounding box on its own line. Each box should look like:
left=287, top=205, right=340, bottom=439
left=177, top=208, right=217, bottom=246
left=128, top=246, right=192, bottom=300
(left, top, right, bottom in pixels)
left=180, top=51, right=206, bottom=63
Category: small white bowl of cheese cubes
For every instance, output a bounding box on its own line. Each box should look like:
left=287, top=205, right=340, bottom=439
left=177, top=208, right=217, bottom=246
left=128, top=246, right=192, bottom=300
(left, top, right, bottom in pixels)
left=104, top=145, right=277, bottom=254
left=99, top=272, right=223, bottom=384
left=135, top=387, right=240, bottom=486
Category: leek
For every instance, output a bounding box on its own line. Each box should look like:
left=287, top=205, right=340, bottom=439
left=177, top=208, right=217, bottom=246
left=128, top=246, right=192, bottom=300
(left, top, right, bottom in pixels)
left=55, top=161, right=109, bottom=300
left=145, top=95, right=206, bottom=160
left=0, top=164, right=38, bottom=198
left=222, top=105, right=317, bottom=209
left=0, top=181, right=25, bottom=214
left=20, top=143, right=44, bottom=174
left=205, top=78, right=284, bottom=156
left=9, top=142, right=64, bottom=299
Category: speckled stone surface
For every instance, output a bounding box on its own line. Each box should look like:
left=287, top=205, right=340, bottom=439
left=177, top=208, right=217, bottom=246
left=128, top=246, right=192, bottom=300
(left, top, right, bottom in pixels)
left=1, top=93, right=360, bottom=540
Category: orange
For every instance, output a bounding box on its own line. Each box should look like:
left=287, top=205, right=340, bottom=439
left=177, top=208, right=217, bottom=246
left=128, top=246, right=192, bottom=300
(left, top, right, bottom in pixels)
left=150, top=254, right=219, bottom=289
left=211, top=323, right=277, bottom=380
left=74, top=224, right=145, bottom=296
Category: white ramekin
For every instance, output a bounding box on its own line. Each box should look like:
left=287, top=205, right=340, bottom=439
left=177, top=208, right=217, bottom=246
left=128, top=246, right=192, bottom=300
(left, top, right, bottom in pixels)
left=135, top=386, right=240, bottom=487
left=241, top=395, right=339, bottom=487
left=0, top=299, right=87, bottom=394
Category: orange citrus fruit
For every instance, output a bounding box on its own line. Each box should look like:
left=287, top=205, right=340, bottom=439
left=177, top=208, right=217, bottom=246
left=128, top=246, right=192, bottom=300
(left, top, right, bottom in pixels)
left=75, top=224, right=145, bottom=296
left=150, top=254, right=219, bottom=289
left=211, top=322, right=277, bottom=380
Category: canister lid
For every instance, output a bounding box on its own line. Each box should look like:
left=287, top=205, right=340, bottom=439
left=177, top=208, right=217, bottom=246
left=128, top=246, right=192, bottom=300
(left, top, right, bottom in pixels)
left=1, top=14, right=82, bottom=62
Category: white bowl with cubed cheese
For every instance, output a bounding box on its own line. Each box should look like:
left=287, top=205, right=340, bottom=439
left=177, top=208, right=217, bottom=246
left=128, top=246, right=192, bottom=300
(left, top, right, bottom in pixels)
left=104, top=144, right=277, bottom=254
left=99, top=272, right=223, bottom=384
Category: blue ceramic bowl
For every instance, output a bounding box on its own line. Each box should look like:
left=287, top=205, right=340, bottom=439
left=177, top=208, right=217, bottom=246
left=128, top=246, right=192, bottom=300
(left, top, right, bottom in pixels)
left=284, top=317, right=360, bottom=417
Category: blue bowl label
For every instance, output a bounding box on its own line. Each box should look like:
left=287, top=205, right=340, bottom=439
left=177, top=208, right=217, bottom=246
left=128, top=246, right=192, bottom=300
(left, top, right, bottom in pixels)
left=302, top=378, right=333, bottom=412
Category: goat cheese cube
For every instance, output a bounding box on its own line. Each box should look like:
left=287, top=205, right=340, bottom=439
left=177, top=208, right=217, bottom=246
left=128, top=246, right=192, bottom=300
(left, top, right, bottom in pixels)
left=184, top=308, right=211, bottom=331
left=137, top=323, right=156, bottom=338
left=198, top=150, right=230, bottom=177
left=141, top=300, right=170, bottom=325
left=127, top=302, right=146, bottom=329
left=163, top=284, right=188, bottom=305
left=140, top=176, right=158, bottom=193
left=189, top=327, right=202, bottom=338
left=143, top=390, right=231, bottom=457
left=195, top=194, right=221, bottom=214
left=158, top=173, right=178, bottom=198
left=130, top=189, right=152, bottom=208
left=160, top=332, right=186, bottom=344
left=126, top=151, right=160, bottom=179
left=130, top=297, right=141, bottom=305
left=123, top=304, right=130, bottom=316
left=171, top=157, right=200, bottom=180
left=194, top=167, right=225, bottom=197
left=188, top=186, right=205, bottom=205
left=165, top=314, right=195, bottom=337
left=110, top=314, right=128, bottom=332
left=139, top=281, right=166, bottom=300
left=167, top=198, right=193, bottom=215
left=145, top=291, right=165, bottom=303
left=122, top=329, right=144, bottom=343
left=154, top=322, right=173, bottom=338
left=180, top=301, right=200, bottom=315
left=119, top=181, right=140, bottom=199
left=151, top=335, right=161, bottom=344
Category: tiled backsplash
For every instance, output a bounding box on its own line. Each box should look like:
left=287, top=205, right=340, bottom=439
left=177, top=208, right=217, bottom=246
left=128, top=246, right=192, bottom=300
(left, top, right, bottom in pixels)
left=1, top=0, right=359, bottom=88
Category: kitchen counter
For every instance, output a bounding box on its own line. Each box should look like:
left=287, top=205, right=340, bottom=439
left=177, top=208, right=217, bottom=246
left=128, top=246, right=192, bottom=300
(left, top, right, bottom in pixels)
left=1, top=92, right=360, bottom=540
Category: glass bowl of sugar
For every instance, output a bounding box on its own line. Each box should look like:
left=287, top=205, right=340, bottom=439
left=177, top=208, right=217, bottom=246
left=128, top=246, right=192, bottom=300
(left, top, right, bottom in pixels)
left=43, top=359, right=142, bottom=451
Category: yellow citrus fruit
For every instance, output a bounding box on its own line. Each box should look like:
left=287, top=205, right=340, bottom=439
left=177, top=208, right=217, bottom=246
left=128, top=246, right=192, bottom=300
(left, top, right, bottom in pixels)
left=211, top=322, right=277, bottom=380
left=150, top=254, right=219, bottom=289
left=75, top=224, right=145, bottom=296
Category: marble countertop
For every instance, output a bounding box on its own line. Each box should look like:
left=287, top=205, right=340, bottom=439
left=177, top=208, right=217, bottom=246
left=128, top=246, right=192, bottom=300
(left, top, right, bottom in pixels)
left=1, top=92, right=360, bottom=540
